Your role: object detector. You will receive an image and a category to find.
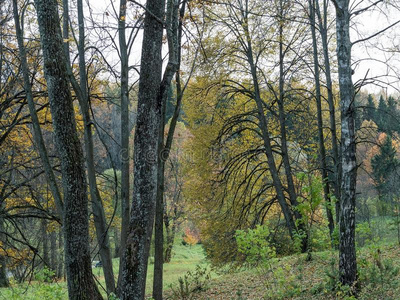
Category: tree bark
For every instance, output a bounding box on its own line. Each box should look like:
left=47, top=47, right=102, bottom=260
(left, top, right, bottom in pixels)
left=57, top=228, right=63, bottom=279
left=120, top=0, right=165, bottom=298
left=117, top=0, right=131, bottom=294
left=75, top=0, right=115, bottom=293
left=153, top=1, right=185, bottom=299
left=332, top=0, right=357, bottom=288
left=50, top=229, right=57, bottom=273
left=316, top=0, right=341, bottom=224
left=33, top=0, right=102, bottom=298
left=12, top=0, right=63, bottom=219
left=41, top=219, right=49, bottom=267
left=309, top=0, right=335, bottom=239
left=0, top=212, right=8, bottom=287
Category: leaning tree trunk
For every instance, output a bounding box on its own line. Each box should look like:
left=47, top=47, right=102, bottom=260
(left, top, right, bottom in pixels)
left=120, top=0, right=165, bottom=298
left=12, top=0, right=63, bottom=219
left=332, top=0, right=357, bottom=288
left=33, top=0, right=102, bottom=298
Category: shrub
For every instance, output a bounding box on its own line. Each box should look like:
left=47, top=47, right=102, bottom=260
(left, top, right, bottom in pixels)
left=235, top=225, right=275, bottom=269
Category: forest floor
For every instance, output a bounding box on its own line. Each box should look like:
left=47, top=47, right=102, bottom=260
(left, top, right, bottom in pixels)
left=1, top=242, right=400, bottom=299
left=188, top=243, right=400, bottom=300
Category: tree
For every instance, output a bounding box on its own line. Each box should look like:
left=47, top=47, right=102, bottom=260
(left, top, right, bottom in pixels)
left=33, top=0, right=102, bottom=298
left=120, top=0, right=165, bottom=298
left=332, top=0, right=357, bottom=289
left=308, top=0, right=335, bottom=239
left=376, top=95, right=388, bottom=133
left=371, top=134, right=399, bottom=201
left=363, top=94, right=376, bottom=122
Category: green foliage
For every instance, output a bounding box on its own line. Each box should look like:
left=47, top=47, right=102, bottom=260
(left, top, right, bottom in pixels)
left=371, top=135, right=399, bottom=197
left=355, top=221, right=374, bottom=247
left=34, top=266, right=55, bottom=283
left=169, top=265, right=211, bottom=299
left=265, top=264, right=303, bottom=299
left=358, top=246, right=399, bottom=294
left=235, top=225, right=275, bottom=268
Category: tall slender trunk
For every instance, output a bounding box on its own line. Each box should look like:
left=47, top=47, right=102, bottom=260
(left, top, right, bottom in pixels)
left=41, top=219, right=49, bottom=267
left=309, top=0, right=335, bottom=238
left=33, top=0, right=102, bottom=298
left=0, top=211, right=8, bottom=287
left=332, top=0, right=357, bottom=288
left=117, top=0, right=130, bottom=294
left=50, top=230, right=57, bottom=272
left=316, top=0, right=341, bottom=224
left=120, top=0, right=165, bottom=298
left=275, top=5, right=307, bottom=251
left=57, top=228, right=63, bottom=279
left=12, top=0, right=63, bottom=219
left=244, top=32, right=297, bottom=238
left=75, top=0, right=115, bottom=293
left=153, top=1, right=185, bottom=299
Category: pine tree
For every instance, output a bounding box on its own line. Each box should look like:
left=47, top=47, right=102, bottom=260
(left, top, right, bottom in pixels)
left=376, top=95, right=388, bottom=132
left=371, top=135, right=399, bottom=198
left=363, top=94, right=376, bottom=122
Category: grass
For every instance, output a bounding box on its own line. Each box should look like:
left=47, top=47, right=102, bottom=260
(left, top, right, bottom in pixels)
left=192, top=243, right=400, bottom=300
left=0, top=241, right=207, bottom=299
left=2, top=237, right=400, bottom=299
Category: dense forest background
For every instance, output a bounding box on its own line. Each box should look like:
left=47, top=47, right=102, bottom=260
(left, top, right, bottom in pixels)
left=2, top=0, right=400, bottom=299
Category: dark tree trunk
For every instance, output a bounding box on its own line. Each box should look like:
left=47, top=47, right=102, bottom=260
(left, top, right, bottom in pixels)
left=316, top=0, right=341, bottom=224
left=117, top=0, right=131, bottom=295
left=74, top=0, right=115, bottom=293
left=163, top=217, right=176, bottom=263
left=120, top=0, right=165, bottom=298
left=57, top=228, right=63, bottom=279
left=41, top=219, right=49, bottom=267
left=114, top=227, right=120, bottom=258
left=33, top=0, right=102, bottom=298
left=12, top=0, right=63, bottom=219
left=276, top=2, right=307, bottom=252
left=309, top=0, right=335, bottom=239
left=240, top=2, right=298, bottom=240
left=50, top=230, right=57, bottom=272
left=332, top=0, right=357, bottom=288
left=0, top=214, right=8, bottom=287
left=153, top=1, right=185, bottom=299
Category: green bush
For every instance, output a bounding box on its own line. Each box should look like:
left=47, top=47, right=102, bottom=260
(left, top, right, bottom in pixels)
left=169, top=265, right=211, bottom=299
left=235, top=225, right=275, bottom=268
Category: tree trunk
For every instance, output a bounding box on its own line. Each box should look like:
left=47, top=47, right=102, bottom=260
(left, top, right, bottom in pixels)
left=57, top=228, right=63, bottom=279
left=316, top=0, right=341, bottom=224
left=0, top=213, right=8, bottom=287
left=12, top=0, right=63, bottom=219
left=276, top=2, right=307, bottom=252
left=241, top=6, right=297, bottom=240
left=163, top=217, right=176, bottom=263
left=33, top=0, right=102, bottom=298
left=74, top=0, right=115, bottom=293
left=117, top=0, right=131, bottom=294
left=41, top=219, right=49, bottom=267
left=120, top=0, right=165, bottom=298
left=332, top=0, right=357, bottom=288
left=153, top=1, right=186, bottom=299
left=50, top=230, right=57, bottom=273
left=309, top=0, right=335, bottom=239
